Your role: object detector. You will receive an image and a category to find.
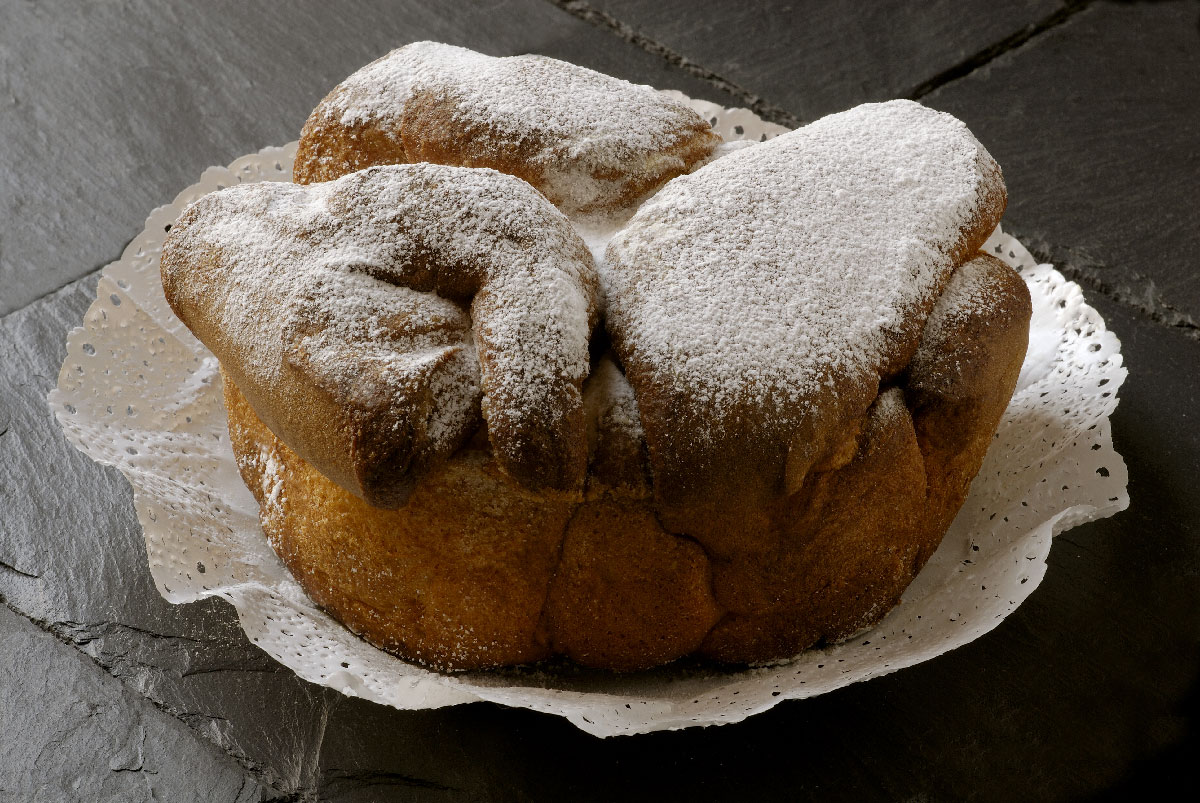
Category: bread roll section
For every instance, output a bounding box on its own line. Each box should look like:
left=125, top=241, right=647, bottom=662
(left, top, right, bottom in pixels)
left=294, top=42, right=720, bottom=215
left=162, top=164, right=599, bottom=506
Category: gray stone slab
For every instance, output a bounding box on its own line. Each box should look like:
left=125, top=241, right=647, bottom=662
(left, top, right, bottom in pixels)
left=0, top=603, right=261, bottom=803
left=924, top=0, right=1200, bottom=335
left=570, top=0, right=1060, bottom=124
left=0, top=0, right=741, bottom=318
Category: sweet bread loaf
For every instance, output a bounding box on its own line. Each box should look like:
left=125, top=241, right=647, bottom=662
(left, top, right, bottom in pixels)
left=161, top=45, right=1031, bottom=672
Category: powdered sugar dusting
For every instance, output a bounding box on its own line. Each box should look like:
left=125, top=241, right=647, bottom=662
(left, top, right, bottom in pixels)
left=317, top=41, right=717, bottom=214
left=259, top=447, right=285, bottom=515
left=606, top=100, right=998, bottom=423
left=286, top=269, right=482, bottom=469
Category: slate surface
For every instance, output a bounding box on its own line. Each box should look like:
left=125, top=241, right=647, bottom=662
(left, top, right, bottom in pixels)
left=0, top=276, right=341, bottom=796
left=1, top=0, right=1197, bottom=800
left=566, top=0, right=1063, bottom=123
left=0, top=604, right=262, bottom=802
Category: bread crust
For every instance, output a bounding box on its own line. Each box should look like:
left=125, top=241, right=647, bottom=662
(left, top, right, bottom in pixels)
left=223, top=250, right=1029, bottom=671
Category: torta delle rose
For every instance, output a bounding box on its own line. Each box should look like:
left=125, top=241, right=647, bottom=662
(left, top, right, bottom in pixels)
left=160, top=42, right=1031, bottom=672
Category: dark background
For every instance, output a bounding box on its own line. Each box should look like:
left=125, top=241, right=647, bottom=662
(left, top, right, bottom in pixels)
left=1, top=1, right=1197, bottom=800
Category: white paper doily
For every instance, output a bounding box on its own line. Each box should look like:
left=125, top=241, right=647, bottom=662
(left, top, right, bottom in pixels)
left=52, top=95, right=1128, bottom=737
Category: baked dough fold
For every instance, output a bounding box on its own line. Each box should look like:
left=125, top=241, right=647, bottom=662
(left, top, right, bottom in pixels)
left=161, top=164, right=599, bottom=506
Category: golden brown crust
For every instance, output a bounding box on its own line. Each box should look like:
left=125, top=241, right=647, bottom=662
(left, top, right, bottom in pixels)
left=906, top=253, right=1033, bottom=542
left=294, top=116, right=409, bottom=186
left=697, top=389, right=930, bottom=662
left=545, top=503, right=721, bottom=670
left=227, top=375, right=570, bottom=669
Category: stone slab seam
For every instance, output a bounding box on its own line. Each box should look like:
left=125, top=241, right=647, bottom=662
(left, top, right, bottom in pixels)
left=0, top=558, right=40, bottom=580
left=1013, top=227, right=1200, bottom=341
left=0, top=256, right=113, bottom=328
left=907, top=0, right=1096, bottom=99
left=0, top=590, right=456, bottom=799
left=545, top=0, right=803, bottom=127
